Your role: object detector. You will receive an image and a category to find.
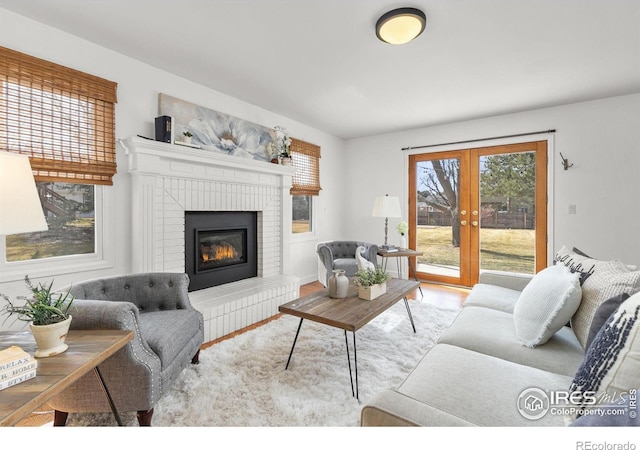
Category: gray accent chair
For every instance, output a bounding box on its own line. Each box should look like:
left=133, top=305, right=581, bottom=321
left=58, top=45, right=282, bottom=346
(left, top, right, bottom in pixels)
left=316, top=241, right=379, bottom=285
left=48, top=273, right=204, bottom=426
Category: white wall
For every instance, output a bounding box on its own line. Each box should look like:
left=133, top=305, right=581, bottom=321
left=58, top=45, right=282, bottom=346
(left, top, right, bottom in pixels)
left=344, top=93, right=640, bottom=267
left=0, top=9, right=345, bottom=308
left=1, top=8, right=638, bottom=310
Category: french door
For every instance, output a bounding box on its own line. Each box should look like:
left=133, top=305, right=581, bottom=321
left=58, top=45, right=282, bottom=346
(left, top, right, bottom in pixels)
left=408, top=141, right=547, bottom=287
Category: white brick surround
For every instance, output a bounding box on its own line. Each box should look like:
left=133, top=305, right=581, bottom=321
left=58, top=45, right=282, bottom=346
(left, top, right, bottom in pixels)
left=122, top=136, right=300, bottom=342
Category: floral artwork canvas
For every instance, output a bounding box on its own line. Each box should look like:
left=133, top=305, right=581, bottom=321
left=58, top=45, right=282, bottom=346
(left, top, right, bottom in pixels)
left=158, top=93, right=274, bottom=162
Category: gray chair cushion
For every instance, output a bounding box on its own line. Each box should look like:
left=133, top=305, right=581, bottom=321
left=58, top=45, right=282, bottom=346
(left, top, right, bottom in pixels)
left=138, top=309, right=203, bottom=370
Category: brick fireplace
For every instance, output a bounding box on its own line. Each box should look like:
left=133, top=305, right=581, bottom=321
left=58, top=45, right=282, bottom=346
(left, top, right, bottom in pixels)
left=123, top=136, right=300, bottom=342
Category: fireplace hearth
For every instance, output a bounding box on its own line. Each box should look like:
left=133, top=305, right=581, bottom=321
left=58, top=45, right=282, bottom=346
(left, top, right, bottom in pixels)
left=185, top=211, right=257, bottom=291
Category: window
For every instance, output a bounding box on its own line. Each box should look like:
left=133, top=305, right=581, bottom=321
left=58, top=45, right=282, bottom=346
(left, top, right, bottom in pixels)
left=5, top=182, right=95, bottom=262
left=0, top=46, right=117, bottom=278
left=292, top=195, right=312, bottom=234
left=289, top=138, right=321, bottom=234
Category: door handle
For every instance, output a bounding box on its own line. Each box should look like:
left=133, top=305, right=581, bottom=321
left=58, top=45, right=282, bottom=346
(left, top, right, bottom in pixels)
left=471, top=220, right=478, bottom=227
left=460, top=220, right=467, bottom=226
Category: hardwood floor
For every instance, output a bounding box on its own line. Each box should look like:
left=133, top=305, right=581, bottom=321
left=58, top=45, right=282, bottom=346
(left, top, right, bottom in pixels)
left=15, top=280, right=468, bottom=427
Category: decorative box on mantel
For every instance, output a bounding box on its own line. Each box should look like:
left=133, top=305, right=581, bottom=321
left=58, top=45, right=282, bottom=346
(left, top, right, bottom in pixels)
left=121, top=136, right=300, bottom=342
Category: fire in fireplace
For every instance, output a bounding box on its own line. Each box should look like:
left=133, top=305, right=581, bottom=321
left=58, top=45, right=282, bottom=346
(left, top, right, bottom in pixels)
left=185, top=211, right=257, bottom=291
left=198, top=230, right=246, bottom=271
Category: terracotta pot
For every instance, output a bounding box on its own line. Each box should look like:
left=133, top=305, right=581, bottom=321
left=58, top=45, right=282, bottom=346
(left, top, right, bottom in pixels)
left=30, top=315, right=72, bottom=358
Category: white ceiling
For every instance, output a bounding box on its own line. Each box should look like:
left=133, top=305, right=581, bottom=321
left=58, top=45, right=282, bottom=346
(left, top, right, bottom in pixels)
left=1, top=0, right=639, bottom=140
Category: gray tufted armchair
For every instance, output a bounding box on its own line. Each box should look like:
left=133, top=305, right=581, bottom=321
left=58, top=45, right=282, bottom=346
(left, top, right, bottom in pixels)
left=316, top=241, right=379, bottom=286
left=47, top=272, right=204, bottom=426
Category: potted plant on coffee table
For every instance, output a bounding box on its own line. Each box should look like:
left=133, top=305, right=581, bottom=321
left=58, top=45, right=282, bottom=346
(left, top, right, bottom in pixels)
left=2, top=276, right=74, bottom=358
left=354, top=267, right=392, bottom=300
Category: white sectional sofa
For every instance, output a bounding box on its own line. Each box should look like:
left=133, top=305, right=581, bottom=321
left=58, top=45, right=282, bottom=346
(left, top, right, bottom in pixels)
left=361, top=248, right=640, bottom=426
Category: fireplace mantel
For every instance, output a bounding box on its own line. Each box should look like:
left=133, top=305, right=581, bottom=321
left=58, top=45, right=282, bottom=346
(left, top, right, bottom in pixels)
left=122, top=136, right=300, bottom=341
left=122, top=136, right=296, bottom=183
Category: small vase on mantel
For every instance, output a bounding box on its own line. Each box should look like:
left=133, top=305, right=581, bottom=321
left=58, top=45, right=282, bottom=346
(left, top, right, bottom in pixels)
left=328, top=270, right=349, bottom=298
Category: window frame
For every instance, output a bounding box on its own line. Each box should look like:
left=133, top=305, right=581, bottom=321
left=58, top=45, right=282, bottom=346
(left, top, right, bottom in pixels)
left=289, top=137, right=320, bottom=238
left=291, top=194, right=315, bottom=239
left=0, top=47, right=117, bottom=281
left=0, top=184, right=114, bottom=282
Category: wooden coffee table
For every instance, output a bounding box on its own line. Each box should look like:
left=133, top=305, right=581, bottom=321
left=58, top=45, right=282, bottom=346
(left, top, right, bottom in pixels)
left=278, top=278, right=420, bottom=400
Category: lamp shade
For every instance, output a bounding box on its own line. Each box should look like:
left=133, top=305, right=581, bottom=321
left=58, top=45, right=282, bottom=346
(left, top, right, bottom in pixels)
left=372, top=195, right=402, bottom=218
left=376, top=7, right=426, bottom=45
left=0, top=152, right=48, bottom=235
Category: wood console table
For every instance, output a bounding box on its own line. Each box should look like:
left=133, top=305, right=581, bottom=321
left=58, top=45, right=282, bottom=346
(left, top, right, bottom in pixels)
left=0, top=329, right=133, bottom=426
left=377, top=248, right=424, bottom=296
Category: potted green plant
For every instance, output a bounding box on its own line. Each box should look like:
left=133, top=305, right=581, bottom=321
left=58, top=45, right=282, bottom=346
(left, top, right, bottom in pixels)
left=354, top=267, right=392, bottom=300
left=182, top=131, right=193, bottom=144
left=2, top=276, right=74, bottom=358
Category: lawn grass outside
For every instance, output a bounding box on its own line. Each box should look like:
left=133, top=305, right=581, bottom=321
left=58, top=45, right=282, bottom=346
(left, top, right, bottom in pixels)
left=5, top=218, right=95, bottom=262
left=416, top=225, right=535, bottom=274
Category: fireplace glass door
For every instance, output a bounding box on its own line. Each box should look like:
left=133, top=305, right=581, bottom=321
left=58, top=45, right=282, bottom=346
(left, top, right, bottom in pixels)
left=197, top=229, right=247, bottom=272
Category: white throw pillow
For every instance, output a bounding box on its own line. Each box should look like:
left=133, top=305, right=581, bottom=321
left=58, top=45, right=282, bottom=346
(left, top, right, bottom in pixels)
left=513, top=264, right=582, bottom=347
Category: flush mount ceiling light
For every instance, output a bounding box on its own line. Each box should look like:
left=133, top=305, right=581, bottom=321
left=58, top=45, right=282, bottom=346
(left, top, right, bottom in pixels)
left=376, top=7, right=426, bottom=45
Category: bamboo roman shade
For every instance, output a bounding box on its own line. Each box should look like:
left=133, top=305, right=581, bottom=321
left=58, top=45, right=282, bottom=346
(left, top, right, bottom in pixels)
left=0, top=46, right=118, bottom=185
left=290, top=137, right=321, bottom=196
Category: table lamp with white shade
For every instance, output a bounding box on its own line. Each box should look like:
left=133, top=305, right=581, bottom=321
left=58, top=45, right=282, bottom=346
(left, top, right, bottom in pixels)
left=371, top=194, right=402, bottom=250
left=0, top=152, right=48, bottom=235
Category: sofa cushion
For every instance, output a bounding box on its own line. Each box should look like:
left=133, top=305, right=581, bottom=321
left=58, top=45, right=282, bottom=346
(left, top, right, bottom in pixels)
left=393, top=344, right=573, bottom=426
left=138, top=309, right=202, bottom=370
left=462, top=283, right=521, bottom=313
left=513, top=264, right=582, bottom=347
left=567, top=292, right=640, bottom=424
left=438, top=306, right=584, bottom=376
left=585, top=292, right=630, bottom=349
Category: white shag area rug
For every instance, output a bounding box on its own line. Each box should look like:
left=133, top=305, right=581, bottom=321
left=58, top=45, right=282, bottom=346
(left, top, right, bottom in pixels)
left=66, top=298, right=461, bottom=427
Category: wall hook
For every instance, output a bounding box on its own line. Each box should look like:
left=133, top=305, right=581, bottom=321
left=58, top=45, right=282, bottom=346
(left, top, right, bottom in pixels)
left=559, top=152, right=573, bottom=170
